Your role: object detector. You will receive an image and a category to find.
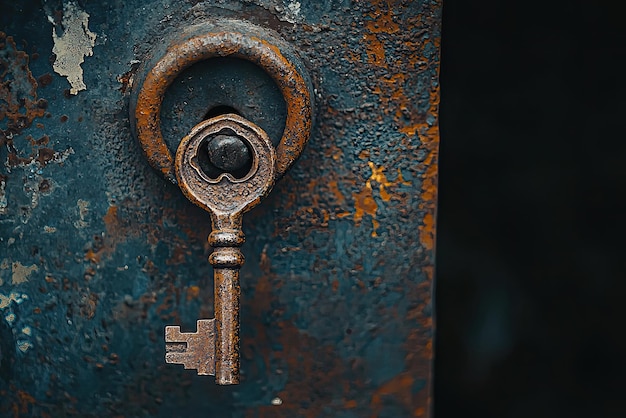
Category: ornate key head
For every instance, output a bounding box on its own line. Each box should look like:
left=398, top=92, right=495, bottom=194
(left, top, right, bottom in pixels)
left=174, top=113, right=276, bottom=220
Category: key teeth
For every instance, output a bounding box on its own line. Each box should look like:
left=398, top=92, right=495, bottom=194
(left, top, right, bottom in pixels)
left=164, top=319, right=216, bottom=376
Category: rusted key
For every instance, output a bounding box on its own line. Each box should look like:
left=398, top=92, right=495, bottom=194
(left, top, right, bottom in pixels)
left=165, top=113, right=276, bottom=385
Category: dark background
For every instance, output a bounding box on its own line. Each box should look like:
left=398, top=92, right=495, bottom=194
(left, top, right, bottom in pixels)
left=436, top=1, right=625, bottom=417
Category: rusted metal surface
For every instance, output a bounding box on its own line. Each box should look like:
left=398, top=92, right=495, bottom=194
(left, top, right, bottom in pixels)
left=170, top=113, right=277, bottom=384
left=165, top=319, right=216, bottom=375
left=131, top=19, right=313, bottom=183
left=1, top=1, right=441, bottom=416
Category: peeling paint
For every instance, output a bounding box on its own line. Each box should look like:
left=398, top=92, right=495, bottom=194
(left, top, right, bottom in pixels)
left=17, top=339, right=33, bottom=353
left=49, top=1, right=96, bottom=95
left=0, top=175, right=7, bottom=214
left=0, top=291, right=28, bottom=309
left=285, top=1, right=301, bottom=23
left=11, top=262, right=38, bottom=285
left=353, top=162, right=412, bottom=235
left=74, top=199, right=90, bottom=229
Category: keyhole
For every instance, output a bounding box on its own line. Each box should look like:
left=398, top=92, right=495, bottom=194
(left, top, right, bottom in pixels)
left=204, top=105, right=241, bottom=120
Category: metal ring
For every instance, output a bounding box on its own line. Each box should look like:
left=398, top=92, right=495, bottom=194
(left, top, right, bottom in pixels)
left=132, top=24, right=312, bottom=183
left=175, top=114, right=276, bottom=217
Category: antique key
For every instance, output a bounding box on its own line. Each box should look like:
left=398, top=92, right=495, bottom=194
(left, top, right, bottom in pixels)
left=164, top=113, right=276, bottom=385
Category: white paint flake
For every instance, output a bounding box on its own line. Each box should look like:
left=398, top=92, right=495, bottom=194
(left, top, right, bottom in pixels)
left=17, top=340, right=33, bottom=353
left=11, top=262, right=39, bottom=285
left=0, top=292, right=28, bottom=309
left=0, top=175, right=7, bottom=215
left=286, top=1, right=301, bottom=22
left=74, top=199, right=90, bottom=229
left=49, top=1, right=96, bottom=95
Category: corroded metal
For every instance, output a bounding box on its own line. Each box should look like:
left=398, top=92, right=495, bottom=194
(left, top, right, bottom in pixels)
left=165, top=319, right=216, bottom=375
left=131, top=19, right=312, bottom=183
left=1, top=1, right=441, bottom=416
left=169, top=113, right=276, bottom=384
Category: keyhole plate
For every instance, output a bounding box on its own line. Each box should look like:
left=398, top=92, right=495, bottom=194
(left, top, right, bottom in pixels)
left=130, top=18, right=314, bottom=184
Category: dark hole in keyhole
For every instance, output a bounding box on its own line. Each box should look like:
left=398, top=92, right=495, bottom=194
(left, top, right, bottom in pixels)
left=195, top=127, right=254, bottom=180
left=203, top=105, right=241, bottom=120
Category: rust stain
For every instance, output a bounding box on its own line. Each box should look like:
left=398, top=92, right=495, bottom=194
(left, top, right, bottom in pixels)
left=353, top=162, right=412, bottom=234
left=352, top=180, right=377, bottom=226
left=327, top=180, right=345, bottom=204
left=371, top=219, right=380, bottom=238
left=324, top=144, right=343, bottom=161
left=78, top=292, right=98, bottom=319
left=361, top=0, right=440, bottom=285
left=419, top=212, right=435, bottom=251
left=84, top=205, right=140, bottom=265
left=186, top=285, right=200, bottom=301
left=345, top=399, right=357, bottom=408
left=0, top=32, right=55, bottom=170
left=166, top=246, right=189, bottom=266
left=11, top=390, right=37, bottom=418
left=252, top=320, right=347, bottom=418
left=370, top=373, right=414, bottom=417
left=363, top=4, right=399, bottom=68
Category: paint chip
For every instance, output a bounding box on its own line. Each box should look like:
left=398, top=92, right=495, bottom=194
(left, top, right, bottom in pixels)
left=50, top=1, right=96, bottom=95
left=12, top=262, right=39, bottom=285
left=74, top=199, right=90, bottom=228
left=5, top=313, right=16, bottom=324
left=17, top=340, right=33, bottom=353
left=271, top=397, right=283, bottom=406
left=0, top=292, right=28, bottom=309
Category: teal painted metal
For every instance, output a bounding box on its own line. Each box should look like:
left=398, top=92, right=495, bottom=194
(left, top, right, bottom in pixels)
left=0, top=0, right=441, bottom=416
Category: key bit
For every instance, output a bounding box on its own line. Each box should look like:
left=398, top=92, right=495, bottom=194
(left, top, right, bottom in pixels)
left=166, top=113, right=276, bottom=385
left=165, top=319, right=216, bottom=375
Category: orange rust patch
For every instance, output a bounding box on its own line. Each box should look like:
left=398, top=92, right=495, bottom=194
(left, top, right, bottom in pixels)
left=371, top=219, right=380, bottom=237
left=419, top=212, right=435, bottom=251
left=370, top=373, right=414, bottom=417
left=166, top=246, right=189, bottom=266
left=353, top=181, right=377, bottom=226
left=186, top=285, right=200, bottom=301
left=12, top=390, right=37, bottom=416
left=363, top=32, right=387, bottom=67
left=328, top=180, right=346, bottom=204
left=353, top=162, right=412, bottom=234
left=85, top=205, right=141, bottom=265
left=324, top=143, right=344, bottom=161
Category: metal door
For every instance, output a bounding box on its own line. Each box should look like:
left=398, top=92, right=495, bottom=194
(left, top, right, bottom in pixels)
left=0, top=1, right=441, bottom=416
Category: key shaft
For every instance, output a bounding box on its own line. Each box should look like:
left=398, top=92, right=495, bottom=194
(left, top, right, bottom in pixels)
left=208, top=212, right=245, bottom=384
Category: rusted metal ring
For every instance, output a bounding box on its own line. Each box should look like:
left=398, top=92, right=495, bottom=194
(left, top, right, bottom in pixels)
left=132, top=25, right=312, bottom=183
